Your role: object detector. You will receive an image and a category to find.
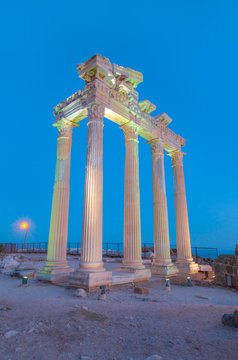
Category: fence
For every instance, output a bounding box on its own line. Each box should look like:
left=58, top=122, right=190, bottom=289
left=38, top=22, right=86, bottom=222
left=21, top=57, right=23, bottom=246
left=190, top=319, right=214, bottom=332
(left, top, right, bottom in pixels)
left=0, top=242, right=219, bottom=260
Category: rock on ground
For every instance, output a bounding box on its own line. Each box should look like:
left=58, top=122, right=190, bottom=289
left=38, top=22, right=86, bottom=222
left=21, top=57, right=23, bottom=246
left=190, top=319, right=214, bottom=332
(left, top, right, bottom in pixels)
left=134, top=287, right=150, bottom=295
left=76, top=289, right=87, bottom=298
left=5, top=330, right=19, bottom=339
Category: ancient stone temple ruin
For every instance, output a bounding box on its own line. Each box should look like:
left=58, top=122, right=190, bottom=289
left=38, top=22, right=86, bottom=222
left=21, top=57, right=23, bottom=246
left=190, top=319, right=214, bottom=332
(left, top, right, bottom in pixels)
left=37, top=54, right=198, bottom=288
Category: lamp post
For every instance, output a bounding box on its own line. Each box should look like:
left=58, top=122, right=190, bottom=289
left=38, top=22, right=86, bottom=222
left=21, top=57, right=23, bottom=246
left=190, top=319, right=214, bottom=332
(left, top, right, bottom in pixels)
left=20, top=222, right=29, bottom=248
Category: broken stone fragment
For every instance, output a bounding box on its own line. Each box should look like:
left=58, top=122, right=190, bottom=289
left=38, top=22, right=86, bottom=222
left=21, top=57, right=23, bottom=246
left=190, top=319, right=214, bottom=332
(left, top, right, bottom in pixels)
left=0, top=304, right=11, bottom=311
left=222, top=314, right=234, bottom=327
left=5, top=330, right=19, bottom=339
left=134, top=287, right=150, bottom=295
left=233, top=310, right=238, bottom=327
left=98, top=293, right=106, bottom=301
left=75, top=288, right=87, bottom=298
left=16, top=261, right=39, bottom=271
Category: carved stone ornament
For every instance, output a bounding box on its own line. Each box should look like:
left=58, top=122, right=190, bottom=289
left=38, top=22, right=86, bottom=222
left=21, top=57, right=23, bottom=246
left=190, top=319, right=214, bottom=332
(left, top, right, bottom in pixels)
left=88, top=103, right=105, bottom=121
left=52, top=54, right=186, bottom=150
left=121, top=122, right=139, bottom=141
left=149, top=139, right=164, bottom=155
left=53, top=119, right=78, bottom=134
left=171, top=151, right=184, bottom=167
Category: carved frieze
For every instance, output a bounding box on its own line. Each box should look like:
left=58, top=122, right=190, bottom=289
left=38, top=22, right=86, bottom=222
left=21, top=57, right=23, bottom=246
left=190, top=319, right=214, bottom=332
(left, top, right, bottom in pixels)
left=52, top=54, right=186, bottom=151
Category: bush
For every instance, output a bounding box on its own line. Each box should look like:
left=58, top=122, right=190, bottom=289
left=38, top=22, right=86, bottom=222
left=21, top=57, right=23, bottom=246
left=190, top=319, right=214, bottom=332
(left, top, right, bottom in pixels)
left=0, top=244, right=5, bottom=254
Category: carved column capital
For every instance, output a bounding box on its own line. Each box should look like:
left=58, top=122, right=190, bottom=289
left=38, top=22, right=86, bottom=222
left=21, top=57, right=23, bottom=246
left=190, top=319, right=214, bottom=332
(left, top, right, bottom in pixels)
left=170, top=150, right=184, bottom=167
left=53, top=118, right=78, bottom=137
left=120, top=122, right=139, bottom=142
left=88, top=103, right=105, bottom=125
left=148, top=138, right=164, bottom=155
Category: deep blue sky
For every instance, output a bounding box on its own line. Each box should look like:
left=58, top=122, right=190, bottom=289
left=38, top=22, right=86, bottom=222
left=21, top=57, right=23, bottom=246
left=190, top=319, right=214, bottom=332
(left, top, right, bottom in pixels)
left=0, top=1, right=237, bottom=253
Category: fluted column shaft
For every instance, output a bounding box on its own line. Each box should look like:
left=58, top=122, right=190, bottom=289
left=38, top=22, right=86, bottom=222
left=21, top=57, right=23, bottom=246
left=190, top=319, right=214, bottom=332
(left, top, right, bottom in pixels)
left=171, top=151, right=193, bottom=262
left=80, top=104, right=105, bottom=271
left=150, top=140, right=172, bottom=265
left=46, top=119, right=76, bottom=268
left=122, top=123, right=143, bottom=268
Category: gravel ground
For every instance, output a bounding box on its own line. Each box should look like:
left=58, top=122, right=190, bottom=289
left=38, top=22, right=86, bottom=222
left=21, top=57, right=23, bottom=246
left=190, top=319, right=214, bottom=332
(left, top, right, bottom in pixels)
left=0, top=274, right=238, bottom=360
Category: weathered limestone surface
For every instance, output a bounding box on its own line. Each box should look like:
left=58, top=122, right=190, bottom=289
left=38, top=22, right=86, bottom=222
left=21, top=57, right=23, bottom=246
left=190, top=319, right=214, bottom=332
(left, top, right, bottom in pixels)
left=171, top=151, right=198, bottom=274
left=213, top=252, right=238, bottom=288
left=37, top=119, right=77, bottom=283
left=149, top=139, right=177, bottom=276
left=120, top=123, right=145, bottom=272
left=69, top=104, right=112, bottom=289
left=40, top=54, right=198, bottom=286
left=80, top=104, right=105, bottom=272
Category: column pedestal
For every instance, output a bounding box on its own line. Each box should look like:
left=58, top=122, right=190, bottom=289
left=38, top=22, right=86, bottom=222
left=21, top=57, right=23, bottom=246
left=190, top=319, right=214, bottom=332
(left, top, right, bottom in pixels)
left=37, top=119, right=77, bottom=283
left=170, top=151, right=198, bottom=275
left=69, top=104, right=112, bottom=289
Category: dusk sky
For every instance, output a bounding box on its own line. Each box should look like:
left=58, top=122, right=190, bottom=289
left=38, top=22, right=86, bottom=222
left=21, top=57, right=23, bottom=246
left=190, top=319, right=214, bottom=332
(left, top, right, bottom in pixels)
left=0, top=1, right=237, bottom=253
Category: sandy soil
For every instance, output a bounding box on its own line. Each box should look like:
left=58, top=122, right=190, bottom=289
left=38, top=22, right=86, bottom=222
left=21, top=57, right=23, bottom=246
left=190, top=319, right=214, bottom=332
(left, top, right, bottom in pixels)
left=0, top=273, right=238, bottom=360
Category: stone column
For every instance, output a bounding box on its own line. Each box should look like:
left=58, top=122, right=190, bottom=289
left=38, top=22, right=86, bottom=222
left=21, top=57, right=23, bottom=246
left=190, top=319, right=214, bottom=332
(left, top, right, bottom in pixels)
left=120, top=123, right=145, bottom=273
left=70, top=104, right=112, bottom=289
left=80, top=103, right=105, bottom=272
left=38, top=118, right=77, bottom=283
left=171, top=151, right=198, bottom=274
left=149, top=139, right=177, bottom=276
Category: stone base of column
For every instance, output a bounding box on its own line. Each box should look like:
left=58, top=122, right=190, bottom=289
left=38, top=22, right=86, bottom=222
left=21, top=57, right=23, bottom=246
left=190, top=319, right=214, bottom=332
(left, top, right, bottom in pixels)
left=69, top=270, right=112, bottom=290
left=116, top=266, right=151, bottom=282
left=37, top=264, right=73, bottom=284
left=151, top=262, right=178, bottom=277
left=176, top=259, right=199, bottom=274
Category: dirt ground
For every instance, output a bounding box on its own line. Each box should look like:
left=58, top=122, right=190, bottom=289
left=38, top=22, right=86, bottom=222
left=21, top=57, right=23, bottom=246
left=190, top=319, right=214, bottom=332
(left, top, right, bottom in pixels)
left=0, top=274, right=238, bottom=360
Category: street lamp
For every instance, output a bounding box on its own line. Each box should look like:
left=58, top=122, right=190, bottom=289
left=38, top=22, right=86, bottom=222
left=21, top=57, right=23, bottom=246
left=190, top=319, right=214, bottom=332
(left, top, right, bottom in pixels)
left=20, top=222, right=29, bottom=248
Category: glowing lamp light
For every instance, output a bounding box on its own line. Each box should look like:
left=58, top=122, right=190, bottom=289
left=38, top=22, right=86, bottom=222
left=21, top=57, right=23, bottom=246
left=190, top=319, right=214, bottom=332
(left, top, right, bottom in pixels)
left=22, top=276, right=28, bottom=286
left=20, top=222, right=28, bottom=229
left=20, top=222, right=29, bottom=247
left=187, top=276, right=192, bottom=287
left=165, top=278, right=171, bottom=291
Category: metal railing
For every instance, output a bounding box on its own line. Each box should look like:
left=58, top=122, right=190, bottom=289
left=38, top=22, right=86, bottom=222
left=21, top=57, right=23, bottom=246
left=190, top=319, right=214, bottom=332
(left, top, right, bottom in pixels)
left=0, top=242, right=219, bottom=260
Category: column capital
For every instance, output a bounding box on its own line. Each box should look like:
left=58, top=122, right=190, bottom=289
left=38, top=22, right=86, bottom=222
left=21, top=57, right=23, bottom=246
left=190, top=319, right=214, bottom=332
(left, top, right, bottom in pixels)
left=147, top=138, right=164, bottom=155
left=53, top=118, right=79, bottom=137
left=88, top=103, right=105, bottom=124
left=169, top=150, right=186, bottom=167
left=120, top=122, right=139, bottom=142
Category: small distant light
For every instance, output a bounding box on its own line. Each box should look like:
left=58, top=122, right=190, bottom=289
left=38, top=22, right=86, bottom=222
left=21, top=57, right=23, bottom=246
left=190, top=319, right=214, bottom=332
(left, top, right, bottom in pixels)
left=187, top=276, right=192, bottom=286
left=22, top=276, right=28, bottom=285
left=212, top=275, right=215, bottom=279
left=165, top=278, right=171, bottom=291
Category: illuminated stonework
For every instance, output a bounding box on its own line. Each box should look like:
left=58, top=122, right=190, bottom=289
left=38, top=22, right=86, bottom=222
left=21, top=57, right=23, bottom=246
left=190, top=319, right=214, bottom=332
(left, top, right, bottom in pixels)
left=38, top=54, right=198, bottom=287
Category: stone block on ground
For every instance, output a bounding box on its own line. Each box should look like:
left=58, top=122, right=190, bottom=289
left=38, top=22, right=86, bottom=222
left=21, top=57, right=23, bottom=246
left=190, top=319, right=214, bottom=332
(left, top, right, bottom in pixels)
left=134, top=287, right=150, bottom=295
left=75, top=288, right=87, bottom=298
left=16, top=261, right=39, bottom=271
left=233, top=310, right=238, bottom=327
left=0, top=255, right=19, bottom=272
left=15, top=270, right=37, bottom=279
left=69, top=271, right=112, bottom=290
left=222, top=314, right=234, bottom=327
